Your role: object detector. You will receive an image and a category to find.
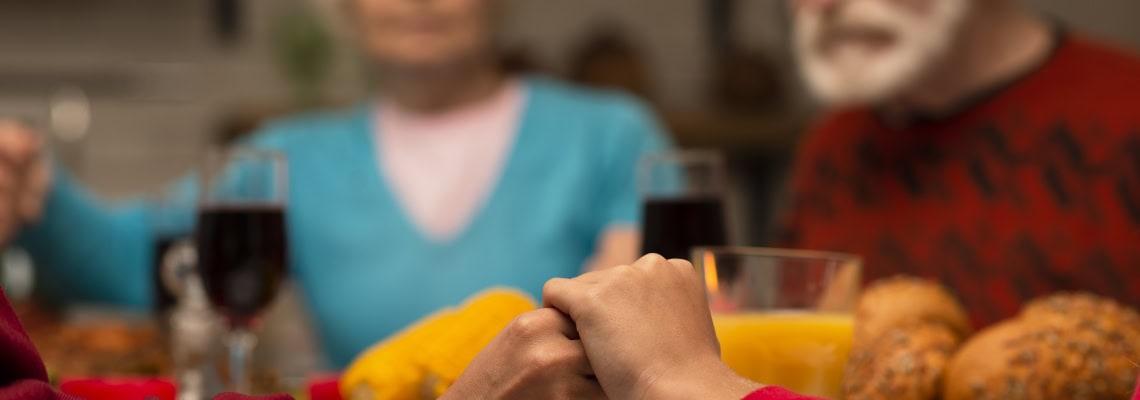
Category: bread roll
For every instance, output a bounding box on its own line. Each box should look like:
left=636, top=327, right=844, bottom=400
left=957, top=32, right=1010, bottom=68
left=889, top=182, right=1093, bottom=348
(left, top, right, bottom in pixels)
left=854, top=276, right=971, bottom=345
left=1022, top=292, right=1140, bottom=334
left=944, top=293, right=1140, bottom=400
left=843, top=322, right=960, bottom=400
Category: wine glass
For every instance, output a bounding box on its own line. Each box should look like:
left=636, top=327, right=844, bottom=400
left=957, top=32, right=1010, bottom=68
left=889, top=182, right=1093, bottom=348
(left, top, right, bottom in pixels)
left=691, top=247, right=862, bottom=398
left=197, top=148, right=289, bottom=393
left=639, top=150, right=729, bottom=260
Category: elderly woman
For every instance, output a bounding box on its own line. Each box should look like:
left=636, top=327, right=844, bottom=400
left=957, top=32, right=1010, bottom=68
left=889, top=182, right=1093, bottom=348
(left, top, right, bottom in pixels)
left=1, top=0, right=669, bottom=366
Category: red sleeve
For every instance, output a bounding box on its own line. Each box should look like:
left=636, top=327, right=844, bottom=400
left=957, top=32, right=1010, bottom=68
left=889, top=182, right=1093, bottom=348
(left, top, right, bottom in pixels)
left=0, top=288, right=80, bottom=400
left=742, top=386, right=823, bottom=400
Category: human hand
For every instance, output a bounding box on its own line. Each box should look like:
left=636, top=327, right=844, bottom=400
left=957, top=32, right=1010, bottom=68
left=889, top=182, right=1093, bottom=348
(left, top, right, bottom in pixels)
left=544, top=254, right=761, bottom=400
left=440, top=308, right=605, bottom=400
left=0, top=120, right=51, bottom=243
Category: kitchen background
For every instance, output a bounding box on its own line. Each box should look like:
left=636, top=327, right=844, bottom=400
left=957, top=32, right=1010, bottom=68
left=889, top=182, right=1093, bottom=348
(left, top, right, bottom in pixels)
left=1, top=0, right=1138, bottom=382
left=1, top=0, right=1138, bottom=287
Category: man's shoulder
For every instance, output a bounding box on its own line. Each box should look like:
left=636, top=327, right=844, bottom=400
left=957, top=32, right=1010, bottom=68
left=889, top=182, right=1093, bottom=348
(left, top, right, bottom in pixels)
left=988, top=33, right=1140, bottom=132
left=1049, top=34, right=1140, bottom=90
left=1064, top=34, right=1140, bottom=72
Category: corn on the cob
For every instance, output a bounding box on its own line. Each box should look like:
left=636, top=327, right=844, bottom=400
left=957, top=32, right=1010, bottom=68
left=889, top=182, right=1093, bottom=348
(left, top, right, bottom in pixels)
left=340, top=288, right=538, bottom=400
left=422, top=289, right=538, bottom=397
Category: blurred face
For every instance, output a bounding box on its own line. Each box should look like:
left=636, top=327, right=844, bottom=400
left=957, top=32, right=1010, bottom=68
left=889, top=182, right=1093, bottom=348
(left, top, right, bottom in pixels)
left=352, top=0, right=496, bottom=71
left=793, top=0, right=970, bottom=106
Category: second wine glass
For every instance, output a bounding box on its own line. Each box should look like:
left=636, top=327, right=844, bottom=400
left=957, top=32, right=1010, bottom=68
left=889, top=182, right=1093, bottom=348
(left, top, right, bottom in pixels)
left=196, top=148, right=289, bottom=394
left=639, top=150, right=729, bottom=261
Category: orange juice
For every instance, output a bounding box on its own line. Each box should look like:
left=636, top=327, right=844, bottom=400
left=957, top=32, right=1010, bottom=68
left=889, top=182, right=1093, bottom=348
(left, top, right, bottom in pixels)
left=713, top=313, right=854, bottom=399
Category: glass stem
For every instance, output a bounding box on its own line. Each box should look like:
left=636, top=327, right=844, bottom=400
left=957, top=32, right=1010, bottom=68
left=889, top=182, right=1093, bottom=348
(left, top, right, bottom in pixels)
left=227, top=327, right=258, bottom=394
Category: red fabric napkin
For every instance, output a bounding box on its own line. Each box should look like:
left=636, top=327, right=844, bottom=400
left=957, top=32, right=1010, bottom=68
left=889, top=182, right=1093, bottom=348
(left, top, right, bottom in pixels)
left=307, top=376, right=343, bottom=400
left=741, top=386, right=822, bottom=400
left=59, top=378, right=176, bottom=400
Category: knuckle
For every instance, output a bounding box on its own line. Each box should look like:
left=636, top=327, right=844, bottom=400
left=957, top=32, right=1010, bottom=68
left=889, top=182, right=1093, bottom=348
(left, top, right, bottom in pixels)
left=668, top=258, right=694, bottom=271
left=506, top=311, right=548, bottom=339
left=612, top=263, right=634, bottom=275
left=524, top=345, right=558, bottom=369
left=527, top=342, right=578, bottom=370
left=637, top=253, right=667, bottom=267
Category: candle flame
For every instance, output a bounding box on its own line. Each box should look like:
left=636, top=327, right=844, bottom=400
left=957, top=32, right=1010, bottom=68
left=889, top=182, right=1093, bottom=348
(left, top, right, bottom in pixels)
left=703, top=251, right=719, bottom=294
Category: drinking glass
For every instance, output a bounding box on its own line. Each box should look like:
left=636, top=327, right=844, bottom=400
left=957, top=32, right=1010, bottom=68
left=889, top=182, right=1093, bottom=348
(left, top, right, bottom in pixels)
left=691, top=247, right=862, bottom=398
left=639, top=150, right=728, bottom=260
left=197, top=148, right=289, bottom=393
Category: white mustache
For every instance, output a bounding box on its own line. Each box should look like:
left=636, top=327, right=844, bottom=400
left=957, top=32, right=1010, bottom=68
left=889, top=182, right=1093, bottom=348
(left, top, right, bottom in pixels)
left=804, top=2, right=913, bottom=50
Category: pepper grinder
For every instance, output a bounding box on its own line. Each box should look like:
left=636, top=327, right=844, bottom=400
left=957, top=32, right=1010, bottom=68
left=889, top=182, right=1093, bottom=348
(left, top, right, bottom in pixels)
left=164, top=240, right=222, bottom=400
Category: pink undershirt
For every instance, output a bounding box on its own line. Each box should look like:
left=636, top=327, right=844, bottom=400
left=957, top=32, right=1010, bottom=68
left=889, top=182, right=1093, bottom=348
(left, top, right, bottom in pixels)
left=375, top=80, right=525, bottom=241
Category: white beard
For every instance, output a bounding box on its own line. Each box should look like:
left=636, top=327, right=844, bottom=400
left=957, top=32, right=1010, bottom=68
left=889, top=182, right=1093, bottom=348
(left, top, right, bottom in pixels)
left=795, top=0, right=970, bottom=106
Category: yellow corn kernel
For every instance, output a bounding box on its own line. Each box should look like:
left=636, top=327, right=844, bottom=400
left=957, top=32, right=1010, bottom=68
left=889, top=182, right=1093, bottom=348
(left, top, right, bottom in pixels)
left=341, top=309, right=458, bottom=400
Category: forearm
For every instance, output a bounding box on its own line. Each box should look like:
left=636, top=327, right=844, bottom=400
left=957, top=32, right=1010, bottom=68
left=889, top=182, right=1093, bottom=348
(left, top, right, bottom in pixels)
left=15, top=172, right=156, bottom=308
left=643, top=356, right=763, bottom=400
left=585, top=226, right=641, bottom=272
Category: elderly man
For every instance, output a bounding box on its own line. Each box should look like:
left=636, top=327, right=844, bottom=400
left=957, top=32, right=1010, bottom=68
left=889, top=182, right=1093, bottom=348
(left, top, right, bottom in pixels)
left=776, top=0, right=1140, bottom=327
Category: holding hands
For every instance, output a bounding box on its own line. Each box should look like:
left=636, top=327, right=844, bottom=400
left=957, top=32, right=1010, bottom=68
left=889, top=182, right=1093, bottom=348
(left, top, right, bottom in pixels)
left=454, top=254, right=763, bottom=400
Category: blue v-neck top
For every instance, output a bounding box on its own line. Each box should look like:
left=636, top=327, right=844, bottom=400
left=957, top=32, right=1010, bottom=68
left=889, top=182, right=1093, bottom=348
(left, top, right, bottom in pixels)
left=16, top=77, right=671, bottom=366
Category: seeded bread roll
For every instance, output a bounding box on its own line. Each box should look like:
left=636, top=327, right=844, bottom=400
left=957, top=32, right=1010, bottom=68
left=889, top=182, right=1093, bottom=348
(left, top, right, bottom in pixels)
left=854, top=276, right=972, bottom=345
left=843, top=322, right=960, bottom=400
left=944, top=293, right=1140, bottom=400
left=1022, top=292, right=1140, bottom=335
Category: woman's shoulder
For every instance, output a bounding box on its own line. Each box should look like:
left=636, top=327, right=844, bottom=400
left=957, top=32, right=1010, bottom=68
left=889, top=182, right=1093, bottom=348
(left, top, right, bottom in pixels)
left=245, top=105, right=370, bottom=149
left=523, top=76, right=664, bottom=140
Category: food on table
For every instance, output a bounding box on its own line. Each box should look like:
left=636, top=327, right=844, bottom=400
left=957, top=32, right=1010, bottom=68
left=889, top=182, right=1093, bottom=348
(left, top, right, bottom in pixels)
left=853, top=276, right=971, bottom=345
left=340, top=288, right=537, bottom=400
left=843, top=321, right=960, bottom=400
left=714, top=312, right=854, bottom=398
left=848, top=279, right=1139, bottom=400
left=342, top=310, right=458, bottom=400
left=1021, top=292, right=1140, bottom=336
left=28, top=321, right=171, bottom=379
left=944, top=293, right=1140, bottom=400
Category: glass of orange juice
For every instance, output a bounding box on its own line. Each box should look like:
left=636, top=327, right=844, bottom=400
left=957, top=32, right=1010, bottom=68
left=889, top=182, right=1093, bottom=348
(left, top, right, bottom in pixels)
left=691, top=247, right=862, bottom=399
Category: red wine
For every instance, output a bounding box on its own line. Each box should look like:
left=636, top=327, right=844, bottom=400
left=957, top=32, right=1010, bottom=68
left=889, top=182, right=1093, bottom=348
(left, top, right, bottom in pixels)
left=196, top=205, right=288, bottom=326
left=641, top=197, right=728, bottom=260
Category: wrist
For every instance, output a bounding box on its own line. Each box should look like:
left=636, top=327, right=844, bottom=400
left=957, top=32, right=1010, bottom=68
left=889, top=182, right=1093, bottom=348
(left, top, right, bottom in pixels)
left=641, top=356, right=762, bottom=400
